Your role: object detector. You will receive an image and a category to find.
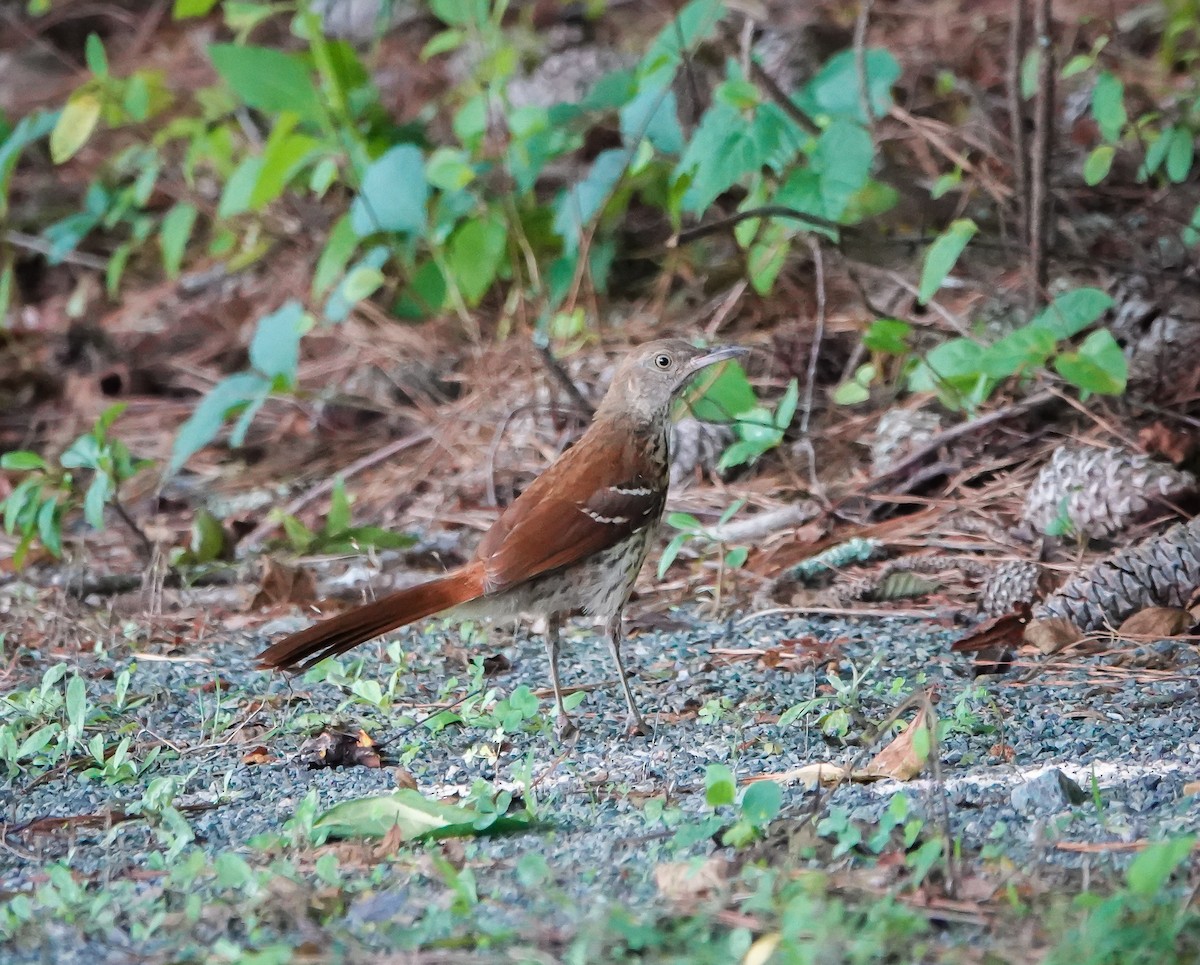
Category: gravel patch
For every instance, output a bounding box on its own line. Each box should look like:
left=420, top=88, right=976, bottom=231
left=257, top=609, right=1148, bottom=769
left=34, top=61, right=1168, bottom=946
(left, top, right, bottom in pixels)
left=4, top=608, right=1200, bottom=957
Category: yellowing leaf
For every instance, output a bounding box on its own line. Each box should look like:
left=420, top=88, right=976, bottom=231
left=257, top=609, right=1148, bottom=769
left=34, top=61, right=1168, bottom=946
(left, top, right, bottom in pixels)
left=51, top=92, right=102, bottom=163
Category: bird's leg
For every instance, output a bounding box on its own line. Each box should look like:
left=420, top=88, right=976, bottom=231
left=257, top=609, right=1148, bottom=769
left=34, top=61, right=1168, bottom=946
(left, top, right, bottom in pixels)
left=605, top=613, right=648, bottom=736
left=544, top=613, right=576, bottom=738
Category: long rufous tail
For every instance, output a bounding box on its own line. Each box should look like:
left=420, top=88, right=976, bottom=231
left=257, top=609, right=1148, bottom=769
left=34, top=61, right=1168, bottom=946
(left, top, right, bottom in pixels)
left=256, top=564, right=485, bottom=671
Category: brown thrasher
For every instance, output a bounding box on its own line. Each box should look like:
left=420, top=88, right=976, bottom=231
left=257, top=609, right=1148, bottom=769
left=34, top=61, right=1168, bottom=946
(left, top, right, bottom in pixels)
left=257, top=338, right=746, bottom=735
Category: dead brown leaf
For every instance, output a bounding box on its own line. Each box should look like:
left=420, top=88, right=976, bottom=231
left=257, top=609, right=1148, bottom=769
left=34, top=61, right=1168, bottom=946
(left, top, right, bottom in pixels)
left=241, top=745, right=275, bottom=765
left=481, top=653, right=512, bottom=676
left=392, top=767, right=419, bottom=790
left=863, top=707, right=933, bottom=781
left=654, top=856, right=730, bottom=908
left=1024, top=617, right=1084, bottom=655
left=299, top=728, right=384, bottom=769
left=1137, top=422, right=1195, bottom=464
left=951, top=607, right=1030, bottom=653
left=1117, top=607, right=1193, bottom=639
left=1183, top=781, right=1200, bottom=797
left=252, top=558, right=317, bottom=609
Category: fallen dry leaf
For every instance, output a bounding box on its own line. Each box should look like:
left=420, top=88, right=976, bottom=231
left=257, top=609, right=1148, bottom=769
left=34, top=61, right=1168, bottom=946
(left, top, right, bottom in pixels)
left=952, top=607, right=1030, bottom=653
left=1024, top=617, right=1084, bottom=655
left=654, top=856, right=730, bottom=908
left=989, top=742, right=1017, bottom=763
left=1137, top=421, right=1195, bottom=464
left=252, top=558, right=317, bottom=609
left=863, top=707, right=934, bottom=781
left=392, top=767, right=419, bottom=791
left=1117, top=607, right=1193, bottom=639
left=300, top=728, right=384, bottom=769
left=1183, top=781, right=1200, bottom=797
left=241, top=745, right=275, bottom=765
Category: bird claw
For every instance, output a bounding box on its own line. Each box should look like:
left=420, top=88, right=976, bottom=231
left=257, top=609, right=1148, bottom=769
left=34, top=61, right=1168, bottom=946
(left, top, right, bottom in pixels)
left=624, top=716, right=651, bottom=738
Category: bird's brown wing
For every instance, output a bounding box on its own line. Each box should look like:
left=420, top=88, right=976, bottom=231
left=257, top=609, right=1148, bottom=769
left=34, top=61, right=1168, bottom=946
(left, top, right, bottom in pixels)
left=476, top=429, right=665, bottom=592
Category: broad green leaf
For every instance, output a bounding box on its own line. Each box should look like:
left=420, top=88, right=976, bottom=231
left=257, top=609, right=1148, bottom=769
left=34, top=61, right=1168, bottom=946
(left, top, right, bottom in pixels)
left=313, top=213, right=359, bottom=297
left=554, top=147, right=631, bottom=253
left=1053, top=329, right=1127, bottom=396
left=50, top=92, right=102, bottom=163
left=421, top=28, right=465, bottom=60
left=60, top=433, right=102, bottom=469
left=83, top=474, right=112, bottom=530
left=1083, top=145, right=1114, bottom=185
left=775, top=379, right=800, bottom=429
left=747, top=223, right=790, bottom=295
left=173, top=0, right=220, bottom=16
left=325, top=246, right=388, bottom=322
left=620, top=84, right=683, bottom=155
left=640, top=0, right=724, bottom=85
left=36, top=498, right=62, bottom=556
left=158, top=203, right=197, bottom=278
left=833, top=379, right=871, bottom=405
left=1166, top=126, right=1194, bottom=183
left=687, top=360, right=757, bottom=422
left=1091, top=71, right=1126, bottom=142
left=217, top=155, right=264, bottom=218
left=979, top=326, right=1057, bottom=378
left=84, top=34, right=108, bottom=77
left=918, top=218, right=976, bottom=304
left=339, top=265, right=384, bottom=304
left=250, top=123, right=321, bottom=210
left=1, top=451, right=47, bottom=471
left=704, top=764, right=736, bottom=807
left=425, top=146, right=475, bottom=191
left=169, top=371, right=268, bottom=474
left=327, top=478, right=351, bottom=534
left=0, top=111, right=57, bottom=218
left=350, top=144, right=427, bottom=237
left=797, top=49, right=901, bottom=121
left=740, top=780, right=782, bottom=825
left=863, top=319, right=911, bottom=355
left=313, top=788, right=533, bottom=841
left=813, top=119, right=873, bottom=220
left=675, top=102, right=748, bottom=215
left=249, top=301, right=310, bottom=383
left=208, top=44, right=321, bottom=121
left=446, top=214, right=507, bottom=305
left=1030, top=287, right=1113, bottom=339
left=1126, top=837, right=1195, bottom=896
left=1142, top=125, right=1174, bottom=179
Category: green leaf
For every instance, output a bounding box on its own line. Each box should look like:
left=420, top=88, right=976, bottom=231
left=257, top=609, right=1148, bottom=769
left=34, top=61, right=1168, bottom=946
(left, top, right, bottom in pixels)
left=173, top=0, right=220, bottom=16
left=340, top=265, right=385, bottom=305
left=980, top=325, right=1057, bottom=379
left=350, top=145, right=427, bottom=237
left=1126, top=837, right=1195, bottom=896
left=250, top=124, right=321, bottom=210
left=1030, top=287, right=1113, bottom=339
left=620, top=84, right=683, bottom=155
left=724, top=546, right=748, bottom=569
left=1, top=451, right=47, bottom=471
left=60, top=433, right=102, bottom=470
left=83, top=473, right=112, bottom=530
left=158, top=203, right=198, bottom=278
left=657, top=532, right=690, bottom=579
left=797, top=49, right=901, bottom=121
left=1083, top=145, right=1114, bottom=185
left=50, top=92, right=102, bottom=163
left=1142, top=125, right=1174, bottom=179
left=554, top=148, right=632, bottom=253
left=36, top=497, right=62, bottom=556
left=639, top=0, right=724, bottom=85
left=740, top=780, right=782, bottom=825
left=1053, top=329, right=1127, bottom=396
left=208, top=44, right=321, bottom=122
left=1091, top=71, right=1127, bottom=142
left=774, top=379, right=800, bottom=430
left=446, top=214, right=507, bottom=305
left=863, top=319, right=911, bottom=355
left=327, top=479, right=351, bottom=535
left=1166, top=126, right=1194, bottom=183
left=168, top=371, right=269, bottom=474
left=687, top=360, right=757, bottom=422
left=832, top=379, right=871, bottom=405
left=425, top=146, right=475, bottom=191
left=84, top=34, right=108, bottom=77
left=313, top=213, right=359, bottom=297
left=313, top=788, right=534, bottom=841
left=65, top=673, right=87, bottom=737
left=0, top=111, right=58, bottom=219
left=217, top=155, right=262, bottom=218
left=249, top=301, right=310, bottom=383
left=918, top=218, right=976, bottom=304
left=704, top=764, right=736, bottom=807
left=421, top=28, right=466, bottom=60
left=325, top=246, right=388, bottom=322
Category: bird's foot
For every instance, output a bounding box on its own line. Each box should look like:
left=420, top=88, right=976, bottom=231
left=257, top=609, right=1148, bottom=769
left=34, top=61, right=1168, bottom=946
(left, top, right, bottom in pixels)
left=624, top=715, right=651, bottom=738
left=554, top=712, right=579, bottom=740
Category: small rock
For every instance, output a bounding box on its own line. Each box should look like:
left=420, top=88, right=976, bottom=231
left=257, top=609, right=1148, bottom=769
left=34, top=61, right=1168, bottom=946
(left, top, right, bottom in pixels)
left=1010, top=768, right=1088, bottom=815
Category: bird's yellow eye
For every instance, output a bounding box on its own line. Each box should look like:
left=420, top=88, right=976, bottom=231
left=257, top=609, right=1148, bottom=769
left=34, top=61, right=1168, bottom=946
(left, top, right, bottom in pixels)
left=654, top=353, right=672, bottom=369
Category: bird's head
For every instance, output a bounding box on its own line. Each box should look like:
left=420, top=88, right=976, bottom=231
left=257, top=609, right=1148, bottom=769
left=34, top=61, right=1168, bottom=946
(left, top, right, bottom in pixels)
left=596, top=338, right=748, bottom=424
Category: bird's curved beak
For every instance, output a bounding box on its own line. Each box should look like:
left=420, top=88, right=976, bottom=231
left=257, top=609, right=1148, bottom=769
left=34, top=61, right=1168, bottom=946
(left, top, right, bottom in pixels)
left=686, top=344, right=749, bottom=375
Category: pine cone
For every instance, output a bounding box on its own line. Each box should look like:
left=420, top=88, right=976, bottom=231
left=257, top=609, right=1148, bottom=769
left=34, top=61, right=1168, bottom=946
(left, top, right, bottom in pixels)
left=979, top=561, right=1044, bottom=616
left=870, top=409, right=943, bottom=475
left=1035, top=517, right=1200, bottom=630
left=1023, top=445, right=1194, bottom=539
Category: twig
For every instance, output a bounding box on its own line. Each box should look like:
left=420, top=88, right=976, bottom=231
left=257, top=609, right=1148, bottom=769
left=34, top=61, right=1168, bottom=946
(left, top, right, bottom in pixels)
left=2, top=231, right=111, bottom=272
left=673, top=206, right=842, bottom=248
left=705, top=501, right=821, bottom=545
left=796, top=236, right=827, bottom=492
left=1028, top=0, right=1055, bottom=309
left=64, top=567, right=240, bottom=599
left=111, top=492, right=154, bottom=562
left=862, top=389, right=1058, bottom=493
left=1008, top=0, right=1030, bottom=233
left=236, top=430, right=433, bottom=556
left=853, top=0, right=877, bottom=141
left=718, top=20, right=821, bottom=136
left=534, top=341, right=595, bottom=419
